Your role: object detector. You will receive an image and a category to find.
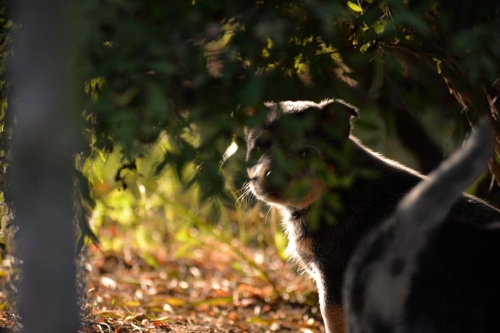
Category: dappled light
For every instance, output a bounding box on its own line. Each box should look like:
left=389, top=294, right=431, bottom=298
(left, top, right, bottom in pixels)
left=1, top=0, right=500, bottom=332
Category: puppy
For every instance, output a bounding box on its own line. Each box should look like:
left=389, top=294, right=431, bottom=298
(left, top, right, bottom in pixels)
left=343, top=118, right=500, bottom=333
left=245, top=100, right=500, bottom=333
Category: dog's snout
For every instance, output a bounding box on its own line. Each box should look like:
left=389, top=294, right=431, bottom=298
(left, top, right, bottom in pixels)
left=246, top=167, right=256, bottom=180
left=247, top=162, right=271, bottom=182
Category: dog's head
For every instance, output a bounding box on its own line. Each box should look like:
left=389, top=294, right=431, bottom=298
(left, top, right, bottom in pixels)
left=244, top=99, right=358, bottom=209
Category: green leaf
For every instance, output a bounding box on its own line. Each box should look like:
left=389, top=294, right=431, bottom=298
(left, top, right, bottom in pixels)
left=83, top=157, right=92, bottom=180
left=347, top=1, right=363, bottom=12
left=93, top=161, right=104, bottom=183
left=373, top=21, right=386, bottom=34
left=274, top=231, right=288, bottom=261
left=93, top=147, right=107, bottom=162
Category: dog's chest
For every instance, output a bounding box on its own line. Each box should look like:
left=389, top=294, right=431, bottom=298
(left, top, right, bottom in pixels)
left=280, top=209, right=318, bottom=270
left=288, top=232, right=315, bottom=269
left=280, top=207, right=361, bottom=271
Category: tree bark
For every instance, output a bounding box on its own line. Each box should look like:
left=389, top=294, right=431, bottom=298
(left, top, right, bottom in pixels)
left=9, top=1, right=80, bottom=332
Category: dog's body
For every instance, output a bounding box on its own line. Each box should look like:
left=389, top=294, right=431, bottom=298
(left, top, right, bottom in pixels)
left=245, top=100, right=500, bottom=333
left=343, top=118, right=500, bottom=333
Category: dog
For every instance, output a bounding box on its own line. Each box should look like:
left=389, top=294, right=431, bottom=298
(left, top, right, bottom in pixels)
left=245, top=100, right=500, bottom=333
left=343, top=117, right=500, bottom=333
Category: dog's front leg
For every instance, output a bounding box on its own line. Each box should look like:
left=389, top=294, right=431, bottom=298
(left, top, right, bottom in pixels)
left=315, top=270, right=346, bottom=333
left=320, top=302, right=346, bottom=333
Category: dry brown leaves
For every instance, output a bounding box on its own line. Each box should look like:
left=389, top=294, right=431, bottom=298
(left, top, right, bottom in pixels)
left=0, top=237, right=326, bottom=333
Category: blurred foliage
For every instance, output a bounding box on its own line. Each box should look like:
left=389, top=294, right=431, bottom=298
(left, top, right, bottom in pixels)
left=1, top=0, right=500, bottom=255
left=80, top=133, right=285, bottom=291
left=79, top=0, right=500, bottom=195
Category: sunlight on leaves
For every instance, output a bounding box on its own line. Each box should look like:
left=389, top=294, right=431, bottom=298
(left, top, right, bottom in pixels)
left=347, top=1, right=363, bottom=12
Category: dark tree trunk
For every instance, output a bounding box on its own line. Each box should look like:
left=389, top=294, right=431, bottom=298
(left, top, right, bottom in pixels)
left=9, top=0, right=80, bottom=332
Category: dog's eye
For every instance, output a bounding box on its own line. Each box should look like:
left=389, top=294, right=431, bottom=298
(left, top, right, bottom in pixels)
left=254, top=133, right=272, bottom=152
left=299, top=148, right=312, bottom=158
left=298, top=148, right=320, bottom=159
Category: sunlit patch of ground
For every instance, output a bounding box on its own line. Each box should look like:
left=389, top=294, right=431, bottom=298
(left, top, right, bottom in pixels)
left=0, top=237, right=325, bottom=333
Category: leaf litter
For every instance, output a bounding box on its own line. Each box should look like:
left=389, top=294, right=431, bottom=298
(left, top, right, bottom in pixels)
left=0, top=235, right=326, bottom=332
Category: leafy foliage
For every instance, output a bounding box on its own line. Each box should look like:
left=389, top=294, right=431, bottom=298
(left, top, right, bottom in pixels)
left=69, top=0, right=500, bottom=267
left=0, top=1, right=500, bottom=330
left=1, top=0, right=500, bottom=270
left=80, top=0, right=500, bottom=199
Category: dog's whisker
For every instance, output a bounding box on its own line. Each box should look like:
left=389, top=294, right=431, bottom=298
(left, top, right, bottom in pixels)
left=264, top=205, right=274, bottom=225
left=236, top=182, right=251, bottom=206
left=233, top=186, right=247, bottom=194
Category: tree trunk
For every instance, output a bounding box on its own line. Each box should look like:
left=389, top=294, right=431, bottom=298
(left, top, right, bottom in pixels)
left=9, top=0, right=80, bottom=332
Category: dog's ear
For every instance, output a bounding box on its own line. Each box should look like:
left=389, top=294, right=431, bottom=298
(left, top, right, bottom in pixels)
left=321, top=99, right=358, bottom=138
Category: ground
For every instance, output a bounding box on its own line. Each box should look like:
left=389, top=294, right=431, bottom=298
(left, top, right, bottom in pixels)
left=0, top=237, right=325, bottom=333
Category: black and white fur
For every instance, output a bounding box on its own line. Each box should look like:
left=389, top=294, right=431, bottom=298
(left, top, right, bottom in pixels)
left=245, top=100, right=500, bottom=333
left=344, top=118, right=499, bottom=333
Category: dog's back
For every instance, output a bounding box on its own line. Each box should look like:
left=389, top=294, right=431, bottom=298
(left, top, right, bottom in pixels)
left=344, top=118, right=500, bottom=332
